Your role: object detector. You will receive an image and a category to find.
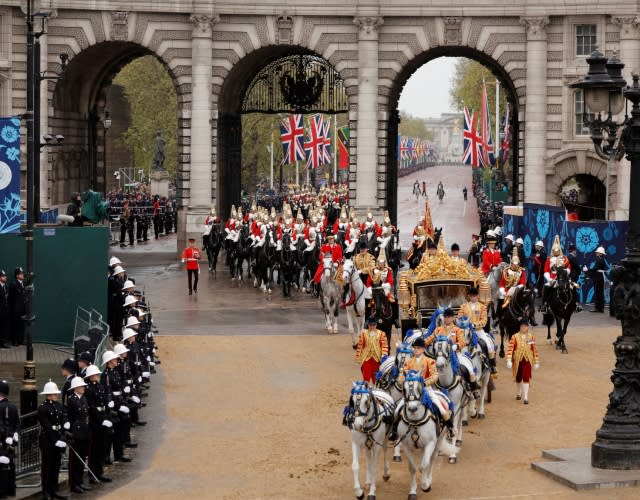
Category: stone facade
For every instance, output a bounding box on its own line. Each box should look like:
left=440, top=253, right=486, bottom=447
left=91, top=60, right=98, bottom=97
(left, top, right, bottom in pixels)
left=424, top=113, right=463, bottom=163
left=0, top=0, right=636, bottom=248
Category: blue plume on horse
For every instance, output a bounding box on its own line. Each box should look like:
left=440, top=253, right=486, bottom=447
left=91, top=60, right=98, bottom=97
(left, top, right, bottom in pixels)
left=435, top=336, right=460, bottom=375
left=426, top=307, right=445, bottom=336
left=420, top=386, right=436, bottom=414
left=405, top=370, right=423, bottom=383
left=403, top=329, right=414, bottom=342
left=396, top=342, right=413, bottom=355
left=351, top=381, right=370, bottom=394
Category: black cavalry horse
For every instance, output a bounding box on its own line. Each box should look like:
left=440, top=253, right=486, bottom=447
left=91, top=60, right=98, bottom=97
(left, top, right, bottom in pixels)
left=233, top=224, right=253, bottom=282
left=279, top=231, right=300, bottom=297
left=497, top=286, right=536, bottom=358
left=254, top=230, right=278, bottom=291
left=203, top=223, right=223, bottom=275
left=385, top=232, right=403, bottom=292
left=366, top=286, right=399, bottom=349
left=301, top=234, right=321, bottom=295
left=544, top=265, right=578, bottom=354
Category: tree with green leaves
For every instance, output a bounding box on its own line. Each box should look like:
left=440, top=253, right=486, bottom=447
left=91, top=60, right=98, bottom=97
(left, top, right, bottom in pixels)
left=113, top=56, right=178, bottom=178
left=398, top=112, right=434, bottom=140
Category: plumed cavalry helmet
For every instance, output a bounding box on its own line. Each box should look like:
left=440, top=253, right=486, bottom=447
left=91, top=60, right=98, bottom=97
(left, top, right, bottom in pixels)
left=551, top=235, right=563, bottom=256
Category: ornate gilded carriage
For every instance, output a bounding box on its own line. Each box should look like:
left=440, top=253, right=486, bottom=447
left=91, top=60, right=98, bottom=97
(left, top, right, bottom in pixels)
left=398, top=238, right=489, bottom=331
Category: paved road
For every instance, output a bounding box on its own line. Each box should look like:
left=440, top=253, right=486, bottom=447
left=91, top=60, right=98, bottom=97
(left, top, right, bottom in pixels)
left=397, top=164, right=479, bottom=251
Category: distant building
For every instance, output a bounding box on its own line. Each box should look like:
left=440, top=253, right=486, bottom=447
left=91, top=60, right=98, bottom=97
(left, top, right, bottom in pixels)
left=424, top=113, right=463, bottom=163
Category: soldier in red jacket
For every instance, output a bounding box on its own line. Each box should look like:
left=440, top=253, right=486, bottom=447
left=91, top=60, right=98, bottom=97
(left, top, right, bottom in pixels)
left=181, top=238, right=201, bottom=295
left=481, top=231, right=502, bottom=275
left=313, top=232, right=343, bottom=285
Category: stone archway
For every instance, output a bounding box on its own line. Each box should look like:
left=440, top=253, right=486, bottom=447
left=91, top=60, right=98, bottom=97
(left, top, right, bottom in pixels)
left=51, top=41, right=186, bottom=205
left=546, top=149, right=612, bottom=219
left=216, top=46, right=349, bottom=218
left=384, top=45, right=521, bottom=223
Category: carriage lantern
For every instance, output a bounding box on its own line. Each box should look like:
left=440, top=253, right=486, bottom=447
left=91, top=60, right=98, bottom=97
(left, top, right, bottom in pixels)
left=398, top=277, right=410, bottom=312
left=570, top=50, right=640, bottom=470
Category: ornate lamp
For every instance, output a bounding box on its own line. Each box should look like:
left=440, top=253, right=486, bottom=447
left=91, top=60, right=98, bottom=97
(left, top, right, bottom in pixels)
left=570, top=50, right=640, bottom=470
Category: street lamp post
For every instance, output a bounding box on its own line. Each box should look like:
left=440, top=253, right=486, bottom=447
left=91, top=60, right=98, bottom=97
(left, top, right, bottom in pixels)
left=570, top=50, right=640, bottom=470
left=103, top=110, right=111, bottom=195
left=21, top=0, right=66, bottom=417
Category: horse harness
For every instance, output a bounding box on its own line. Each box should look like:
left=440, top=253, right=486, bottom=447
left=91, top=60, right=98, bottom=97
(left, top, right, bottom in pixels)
left=350, top=389, right=384, bottom=450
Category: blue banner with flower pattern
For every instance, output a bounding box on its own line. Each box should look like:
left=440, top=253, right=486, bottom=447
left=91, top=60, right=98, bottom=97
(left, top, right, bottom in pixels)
left=0, top=117, right=21, bottom=234
left=503, top=203, right=628, bottom=305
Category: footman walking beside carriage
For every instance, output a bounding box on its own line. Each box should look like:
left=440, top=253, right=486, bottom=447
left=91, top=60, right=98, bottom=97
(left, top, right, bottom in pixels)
left=354, top=317, right=388, bottom=384
left=506, top=318, right=539, bottom=405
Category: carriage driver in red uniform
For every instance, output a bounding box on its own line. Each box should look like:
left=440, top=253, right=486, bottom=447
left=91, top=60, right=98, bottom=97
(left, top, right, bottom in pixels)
left=481, top=231, right=502, bottom=276
left=312, top=231, right=343, bottom=285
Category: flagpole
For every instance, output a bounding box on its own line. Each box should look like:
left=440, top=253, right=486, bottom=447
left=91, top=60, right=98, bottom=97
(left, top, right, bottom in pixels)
left=269, top=131, right=274, bottom=190
left=495, top=79, right=500, bottom=169
left=333, top=117, right=338, bottom=184
left=296, top=160, right=299, bottom=186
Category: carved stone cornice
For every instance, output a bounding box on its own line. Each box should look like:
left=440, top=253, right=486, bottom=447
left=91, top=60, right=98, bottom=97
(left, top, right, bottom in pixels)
left=190, top=14, right=220, bottom=37
left=353, top=16, right=384, bottom=36
left=612, top=16, right=640, bottom=40
left=520, top=16, right=549, bottom=41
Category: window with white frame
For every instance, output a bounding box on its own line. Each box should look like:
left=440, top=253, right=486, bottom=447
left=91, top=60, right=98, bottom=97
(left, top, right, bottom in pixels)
left=574, top=90, right=595, bottom=136
left=576, top=24, right=597, bottom=56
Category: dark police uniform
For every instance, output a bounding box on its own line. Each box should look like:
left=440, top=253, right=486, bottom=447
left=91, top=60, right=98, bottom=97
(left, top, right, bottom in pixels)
left=66, top=392, right=90, bottom=492
left=101, top=366, right=131, bottom=462
left=0, top=387, right=19, bottom=498
left=38, top=399, right=66, bottom=500
left=590, top=254, right=609, bottom=312
left=8, top=275, right=25, bottom=346
left=84, top=380, right=112, bottom=482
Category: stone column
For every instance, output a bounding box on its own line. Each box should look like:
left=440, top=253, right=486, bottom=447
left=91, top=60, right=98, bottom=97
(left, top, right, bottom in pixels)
left=39, top=9, right=57, bottom=210
left=612, top=16, right=640, bottom=221
left=353, top=16, right=383, bottom=211
left=184, top=14, right=217, bottom=243
left=520, top=17, right=549, bottom=204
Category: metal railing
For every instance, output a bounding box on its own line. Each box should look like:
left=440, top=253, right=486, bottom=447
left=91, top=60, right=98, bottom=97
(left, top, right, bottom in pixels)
left=15, top=411, right=40, bottom=485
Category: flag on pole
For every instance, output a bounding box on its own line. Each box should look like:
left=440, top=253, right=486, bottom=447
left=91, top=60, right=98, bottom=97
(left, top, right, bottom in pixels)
left=462, top=106, right=481, bottom=167
left=321, top=116, right=331, bottom=165
left=479, top=82, right=495, bottom=168
left=279, top=114, right=306, bottom=165
left=338, top=126, right=349, bottom=169
left=304, top=113, right=324, bottom=169
left=0, top=116, right=21, bottom=234
left=499, top=104, right=511, bottom=164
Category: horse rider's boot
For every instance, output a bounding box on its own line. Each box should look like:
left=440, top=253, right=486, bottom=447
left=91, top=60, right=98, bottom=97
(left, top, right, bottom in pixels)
left=522, top=382, right=530, bottom=404
left=340, top=286, right=349, bottom=309
left=386, top=292, right=396, bottom=304
left=529, top=313, right=538, bottom=327
left=575, top=303, right=583, bottom=313
left=489, top=357, right=498, bottom=375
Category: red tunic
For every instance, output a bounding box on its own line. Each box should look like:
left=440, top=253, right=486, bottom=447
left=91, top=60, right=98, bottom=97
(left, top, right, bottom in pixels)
left=544, top=255, right=571, bottom=280
left=482, top=248, right=502, bottom=275
left=181, top=247, right=201, bottom=271
left=499, top=268, right=527, bottom=290
left=204, top=215, right=221, bottom=225
left=320, top=243, right=343, bottom=263
left=366, top=268, right=394, bottom=288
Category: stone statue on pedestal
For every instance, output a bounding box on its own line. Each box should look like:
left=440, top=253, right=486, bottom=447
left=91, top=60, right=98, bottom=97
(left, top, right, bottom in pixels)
left=152, top=130, right=166, bottom=171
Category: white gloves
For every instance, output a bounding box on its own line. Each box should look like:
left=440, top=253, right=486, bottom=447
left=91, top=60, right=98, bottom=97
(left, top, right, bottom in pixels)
left=149, top=362, right=156, bottom=367
left=146, top=356, right=151, bottom=362
left=102, top=420, right=113, bottom=428
left=55, top=440, right=67, bottom=449
left=63, top=422, right=71, bottom=430
left=124, top=386, right=131, bottom=394
left=142, top=372, right=150, bottom=378
left=583, top=265, right=588, bottom=272
left=0, top=456, right=10, bottom=465
left=12, top=432, right=18, bottom=442
left=131, top=396, right=141, bottom=404
left=5, top=437, right=13, bottom=446
left=107, top=401, right=115, bottom=409
left=507, top=361, right=513, bottom=369
left=534, top=363, right=540, bottom=370
left=119, top=405, right=130, bottom=414
left=138, top=376, right=142, bottom=383
left=452, top=344, right=458, bottom=352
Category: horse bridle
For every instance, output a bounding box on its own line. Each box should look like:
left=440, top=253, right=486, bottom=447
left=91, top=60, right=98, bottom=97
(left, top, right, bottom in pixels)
left=351, top=388, right=382, bottom=434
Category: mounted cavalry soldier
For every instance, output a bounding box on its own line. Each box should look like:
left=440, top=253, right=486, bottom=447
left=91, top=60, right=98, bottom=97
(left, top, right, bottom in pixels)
left=312, top=231, right=343, bottom=287
left=458, top=287, right=497, bottom=375
left=539, top=235, right=574, bottom=314
left=224, top=205, right=239, bottom=243
left=497, top=248, right=528, bottom=321
left=366, top=248, right=395, bottom=304
left=353, top=241, right=375, bottom=285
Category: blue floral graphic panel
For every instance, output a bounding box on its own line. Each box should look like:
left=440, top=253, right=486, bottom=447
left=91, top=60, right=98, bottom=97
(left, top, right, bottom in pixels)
left=503, top=203, right=628, bottom=306
left=0, top=117, right=21, bottom=234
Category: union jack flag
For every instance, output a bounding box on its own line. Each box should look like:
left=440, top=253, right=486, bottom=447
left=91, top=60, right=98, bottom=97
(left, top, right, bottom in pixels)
left=321, top=116, right=331, bottom=165
left=399, top=136, right=410, bottom=161
left=304, top=114, right=324, bottom=169
left=462, top=107, right=481, bottom=167
left=479, top=83, right=495, bottom=168
left=279, top=114, right=305, bottom=165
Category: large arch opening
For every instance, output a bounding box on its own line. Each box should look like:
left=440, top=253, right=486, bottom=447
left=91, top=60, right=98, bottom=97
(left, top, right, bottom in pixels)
left=387, top=46, right=520, bottom=240
left=560, top=174, right=606, bottom=222
left=51, top=42, right=182, bottom=207
left=217, top=46, right=348, bottom=218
